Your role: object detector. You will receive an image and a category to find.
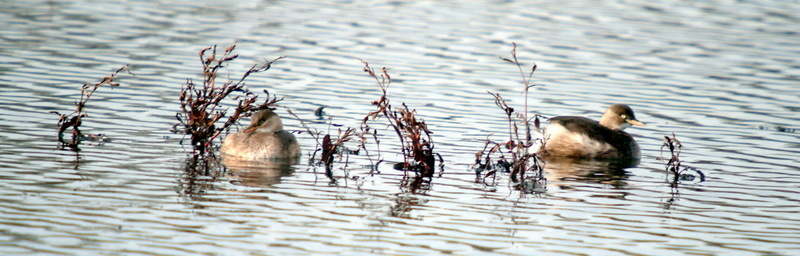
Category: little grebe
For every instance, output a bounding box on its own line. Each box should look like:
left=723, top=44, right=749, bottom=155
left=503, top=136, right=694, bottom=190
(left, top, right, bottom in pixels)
left=539, top=104, right=644, bottom=159
left=221, top=109, right=300, bottom=160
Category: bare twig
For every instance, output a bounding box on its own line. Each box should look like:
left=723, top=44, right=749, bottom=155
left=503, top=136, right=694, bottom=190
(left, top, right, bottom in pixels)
left=477, top=43, right=545, bottom=190
left=359, top=59, right=440, bottom=178
left=171, top=43, right=285, bottom=154
left=52, top=65, right=133, bottom=147
left=661, top=133, right=704, bottom=186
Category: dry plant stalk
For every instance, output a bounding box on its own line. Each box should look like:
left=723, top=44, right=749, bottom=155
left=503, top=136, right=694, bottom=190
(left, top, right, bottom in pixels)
left=474, top=43, right=545, bottom=185
left=285, top=108, right=367, bottom=177
left=359, top=59, right=441, bottom=178
left=51, top=65, right=132, bottom=147
left=320, top=128, right=360, bottom=167
left=171, top=43, right=284, bottom=153
left=661, top=133, right=704, bottom=186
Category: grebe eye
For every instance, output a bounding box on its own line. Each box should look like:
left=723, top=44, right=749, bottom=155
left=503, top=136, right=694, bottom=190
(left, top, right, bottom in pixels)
left=620, top=114, right=627, bottom=119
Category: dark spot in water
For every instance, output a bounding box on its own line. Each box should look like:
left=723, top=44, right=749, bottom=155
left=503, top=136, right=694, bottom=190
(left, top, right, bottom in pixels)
left=707, top=75, right=738, bottom=81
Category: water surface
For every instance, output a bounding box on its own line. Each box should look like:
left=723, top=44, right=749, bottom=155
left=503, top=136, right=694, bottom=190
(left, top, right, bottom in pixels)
left=1, top=0, right=799, bottom=255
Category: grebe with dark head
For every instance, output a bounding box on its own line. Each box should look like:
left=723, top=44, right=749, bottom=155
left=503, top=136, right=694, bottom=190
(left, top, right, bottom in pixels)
left=539, top=104, right=644, bottom=159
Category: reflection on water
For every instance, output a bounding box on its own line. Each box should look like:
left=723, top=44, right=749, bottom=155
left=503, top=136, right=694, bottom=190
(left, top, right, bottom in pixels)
left=222, top=156, right=297, bottom=188
left=1, top=0, right=799, bottom=255
left=176, top=153, right=226, bottom=203
left=388, top=176, right=432, bottom=219
left=543, top=156, right=636, bottom=188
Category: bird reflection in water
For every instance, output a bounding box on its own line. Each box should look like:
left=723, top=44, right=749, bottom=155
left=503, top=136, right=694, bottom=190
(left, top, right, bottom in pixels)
left=542, top=156, right=639, bottom=190
left=221, top=157, right=298, bottom=188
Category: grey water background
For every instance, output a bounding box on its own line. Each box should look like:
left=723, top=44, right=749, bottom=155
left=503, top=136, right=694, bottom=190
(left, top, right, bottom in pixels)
left=1, top=0, right=799, bottom=255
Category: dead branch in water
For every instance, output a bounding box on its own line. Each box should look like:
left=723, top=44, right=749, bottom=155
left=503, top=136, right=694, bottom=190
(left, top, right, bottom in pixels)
left=285, top=106, right=368, bottom=181
left=171, top=43, right=284, bottom=154
left=660, top=133, right=704, bottom=187
left=475, top=43, right=545, bottom=191
left=51, top=65, right=133, bottom=148
left=359, top=59, right=442, bottom=178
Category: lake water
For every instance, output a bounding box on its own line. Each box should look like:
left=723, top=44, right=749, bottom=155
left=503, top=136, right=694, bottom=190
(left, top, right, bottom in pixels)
left=1, top=0, right=799, bottom=255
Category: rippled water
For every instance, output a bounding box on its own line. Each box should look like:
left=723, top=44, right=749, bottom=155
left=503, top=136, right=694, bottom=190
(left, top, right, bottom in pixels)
left=2, top=0, right=799, bottom=255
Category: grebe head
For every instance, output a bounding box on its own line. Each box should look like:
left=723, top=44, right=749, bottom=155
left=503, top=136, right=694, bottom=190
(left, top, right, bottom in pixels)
left=599, top=104, right=644, bottom=131
left=242, top=109, right=284, bottom=134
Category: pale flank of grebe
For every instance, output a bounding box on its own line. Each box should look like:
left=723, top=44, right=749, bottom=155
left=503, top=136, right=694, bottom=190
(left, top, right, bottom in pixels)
left=539, top=104, right=644, bottom=159
left=221, top=109, right=300, bottom=160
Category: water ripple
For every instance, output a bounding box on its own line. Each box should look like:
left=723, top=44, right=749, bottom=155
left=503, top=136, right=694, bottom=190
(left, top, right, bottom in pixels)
left=1, top=0, right=799, bottom=255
